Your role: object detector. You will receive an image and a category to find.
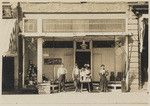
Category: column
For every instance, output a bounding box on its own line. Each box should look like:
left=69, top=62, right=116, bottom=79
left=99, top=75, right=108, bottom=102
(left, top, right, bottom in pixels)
left=22, top=37, right=25, bottom=87
left=37, top=38, right=43, bottom=83
left=90, top=40, right=93, bottom=77
left=73, top=40, right=76, bottom=66
left=125, top=35, right=129, bottom=91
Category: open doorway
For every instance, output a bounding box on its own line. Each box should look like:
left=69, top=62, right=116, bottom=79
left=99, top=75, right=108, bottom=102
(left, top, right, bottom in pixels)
left=76, top=52, right=91, bottom=69
left=2, top=56, right=14, bottom=92
left=141, top=19, right=148, bottom=84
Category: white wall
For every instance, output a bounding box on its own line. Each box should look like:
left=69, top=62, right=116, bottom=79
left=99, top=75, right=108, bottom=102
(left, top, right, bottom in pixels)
left=92, top=48, right=115, bottom=81
left=43, top=48, right=74, bottom=81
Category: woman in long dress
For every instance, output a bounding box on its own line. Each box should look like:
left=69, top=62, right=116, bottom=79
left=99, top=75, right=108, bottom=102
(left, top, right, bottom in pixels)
left=99, top=64, right=109, bottom=92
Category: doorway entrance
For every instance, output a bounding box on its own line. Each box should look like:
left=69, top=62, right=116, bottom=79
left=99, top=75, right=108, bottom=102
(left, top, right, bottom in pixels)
left=2, top=56, right=14, bottom=92
left=76, top=52, right=91, bottom=69
left=141, top=19, right=148, bottom=84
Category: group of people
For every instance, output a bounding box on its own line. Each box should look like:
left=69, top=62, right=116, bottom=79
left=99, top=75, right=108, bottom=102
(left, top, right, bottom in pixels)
left=57, top=63, right=109, bottom=92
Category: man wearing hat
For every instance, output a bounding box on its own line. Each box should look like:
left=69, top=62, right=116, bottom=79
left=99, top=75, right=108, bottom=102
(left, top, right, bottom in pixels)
left=57, top=63, right=67, bottom=92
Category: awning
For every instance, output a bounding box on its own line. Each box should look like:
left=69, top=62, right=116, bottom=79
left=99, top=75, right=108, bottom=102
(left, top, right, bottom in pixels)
left=1, top=19, right=17, bottom=56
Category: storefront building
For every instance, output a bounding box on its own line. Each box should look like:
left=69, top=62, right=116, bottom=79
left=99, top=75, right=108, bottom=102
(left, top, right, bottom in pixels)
left=2, top=1, right=148, bottom=93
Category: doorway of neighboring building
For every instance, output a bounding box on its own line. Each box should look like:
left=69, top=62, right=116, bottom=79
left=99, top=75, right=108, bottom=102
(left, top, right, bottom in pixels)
left=141, top=19, right=148, bottom=84
left=2, top=56, right=14, bottom=92
left=76, top=52, right=91, bottom=69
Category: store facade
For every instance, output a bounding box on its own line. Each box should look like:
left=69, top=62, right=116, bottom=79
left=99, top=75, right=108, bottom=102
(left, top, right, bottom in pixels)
left=20, top=2, right=130, bottom=90
left=22, top=14, right=127, bottom=81
left=2, top=1, right=148, bottom=93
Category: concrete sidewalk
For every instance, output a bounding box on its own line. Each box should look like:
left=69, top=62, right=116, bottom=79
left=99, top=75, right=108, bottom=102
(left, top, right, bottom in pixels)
left=1, top=91, right=149, bottom=104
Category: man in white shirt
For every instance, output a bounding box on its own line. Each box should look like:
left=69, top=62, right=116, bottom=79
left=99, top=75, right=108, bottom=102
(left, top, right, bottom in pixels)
left=72, top=64, right=80, bottom=92
left=57, top=63, right=67, bottom=92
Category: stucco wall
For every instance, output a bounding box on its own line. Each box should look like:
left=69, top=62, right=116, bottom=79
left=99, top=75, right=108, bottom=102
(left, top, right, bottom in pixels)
left=20, top=2, right=128, bottom=13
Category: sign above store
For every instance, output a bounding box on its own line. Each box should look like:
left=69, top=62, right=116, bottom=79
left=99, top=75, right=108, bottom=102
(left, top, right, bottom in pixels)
left=42, top=19, right=126, bottom=33
left=23, top=14, right=128, bottom=36
left=44, top=58, right=62, bottom=65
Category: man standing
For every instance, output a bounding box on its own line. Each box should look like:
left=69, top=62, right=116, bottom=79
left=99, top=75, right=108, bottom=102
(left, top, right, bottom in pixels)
left=57, top=63, right=67, bottom=92
left=72, top=64, right=80, bottom=92
left=99, top=64, right=109, bottom=92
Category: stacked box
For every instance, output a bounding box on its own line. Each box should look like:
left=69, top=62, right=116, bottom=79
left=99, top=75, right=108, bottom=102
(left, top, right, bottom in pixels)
left=37, top=82, right=50, bottom=94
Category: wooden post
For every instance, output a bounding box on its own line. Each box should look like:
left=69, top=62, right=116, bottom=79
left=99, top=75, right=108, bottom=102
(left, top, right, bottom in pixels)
left=52, top=37, right=55, bottom=80
left=73, top=40, right=76, bottom=67
left=37, top=38, right=43, bottom=83
left=22, top=37, right=25, bottom=87
left=125, top=35, right=129, bottom=91
left=114, top=36, right=116, bottom=77
left=90, top=40, right=93, bottom=77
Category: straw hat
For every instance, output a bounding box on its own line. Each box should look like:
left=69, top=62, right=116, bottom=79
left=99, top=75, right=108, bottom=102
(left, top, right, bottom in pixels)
left=84, top=64, right=90, bottom=68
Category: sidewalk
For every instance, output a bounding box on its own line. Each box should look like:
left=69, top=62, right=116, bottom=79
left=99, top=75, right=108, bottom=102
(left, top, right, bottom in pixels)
left=1, top=90, right=149, bottom=104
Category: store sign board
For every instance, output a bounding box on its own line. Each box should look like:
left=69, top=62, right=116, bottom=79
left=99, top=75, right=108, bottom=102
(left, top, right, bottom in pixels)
left=42, top=19, right=126, bottom=33
left=44, top=58, right=62, bottom=65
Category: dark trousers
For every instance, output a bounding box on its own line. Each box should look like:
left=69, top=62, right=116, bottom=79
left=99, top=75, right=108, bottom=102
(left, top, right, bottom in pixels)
left=99, top=75, right=108, bottom=92
left=59, top=74, right=65, bottom=92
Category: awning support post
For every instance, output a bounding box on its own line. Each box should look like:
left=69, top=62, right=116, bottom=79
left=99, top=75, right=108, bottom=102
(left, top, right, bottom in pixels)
left=37, top=38, right=43, bottom=83
left=125, top=35, right=129, bottom=91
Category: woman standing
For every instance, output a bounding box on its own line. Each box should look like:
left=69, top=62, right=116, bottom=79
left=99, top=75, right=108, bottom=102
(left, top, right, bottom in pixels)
left=99, top=64, right=109, bottom=92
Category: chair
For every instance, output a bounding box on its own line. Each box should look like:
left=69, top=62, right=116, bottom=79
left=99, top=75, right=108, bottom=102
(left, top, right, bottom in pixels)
left=110, top=72, right=115, bottom=81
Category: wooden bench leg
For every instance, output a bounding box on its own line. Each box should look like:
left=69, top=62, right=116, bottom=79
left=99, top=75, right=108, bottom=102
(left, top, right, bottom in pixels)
left=81, top=83, right=83, bottom=92
left=50, top=87, right=52, bottom=94
left=88, top=83, right=91, bottom=92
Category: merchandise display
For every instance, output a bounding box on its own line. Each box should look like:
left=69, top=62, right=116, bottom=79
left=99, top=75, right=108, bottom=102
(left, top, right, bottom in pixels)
left=25, top=60, right=37, bottom=85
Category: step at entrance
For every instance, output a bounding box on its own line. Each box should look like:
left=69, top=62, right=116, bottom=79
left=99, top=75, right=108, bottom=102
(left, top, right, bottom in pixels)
left=93, top=81, right=122, bottom=92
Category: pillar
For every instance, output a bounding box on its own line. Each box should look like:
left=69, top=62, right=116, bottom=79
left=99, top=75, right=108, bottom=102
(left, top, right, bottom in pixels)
left=125, top=35, right=129, bottom=91
left=37, top=38, right=43, bottom=83
left=22, top=37, right=25, bottom=87
left=90, top=40, right=93, bottom=76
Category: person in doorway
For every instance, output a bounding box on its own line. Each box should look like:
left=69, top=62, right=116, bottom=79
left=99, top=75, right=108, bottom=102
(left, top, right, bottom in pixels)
left=57, top=63, right=67, bottom=92
left=99, top=64, right=109, bottom=92
left=72, top=64, right=80, bottom=92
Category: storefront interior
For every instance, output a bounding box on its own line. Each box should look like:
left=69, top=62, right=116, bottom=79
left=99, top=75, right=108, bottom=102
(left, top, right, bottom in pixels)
left=24, top=35, right=126, bottom=85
